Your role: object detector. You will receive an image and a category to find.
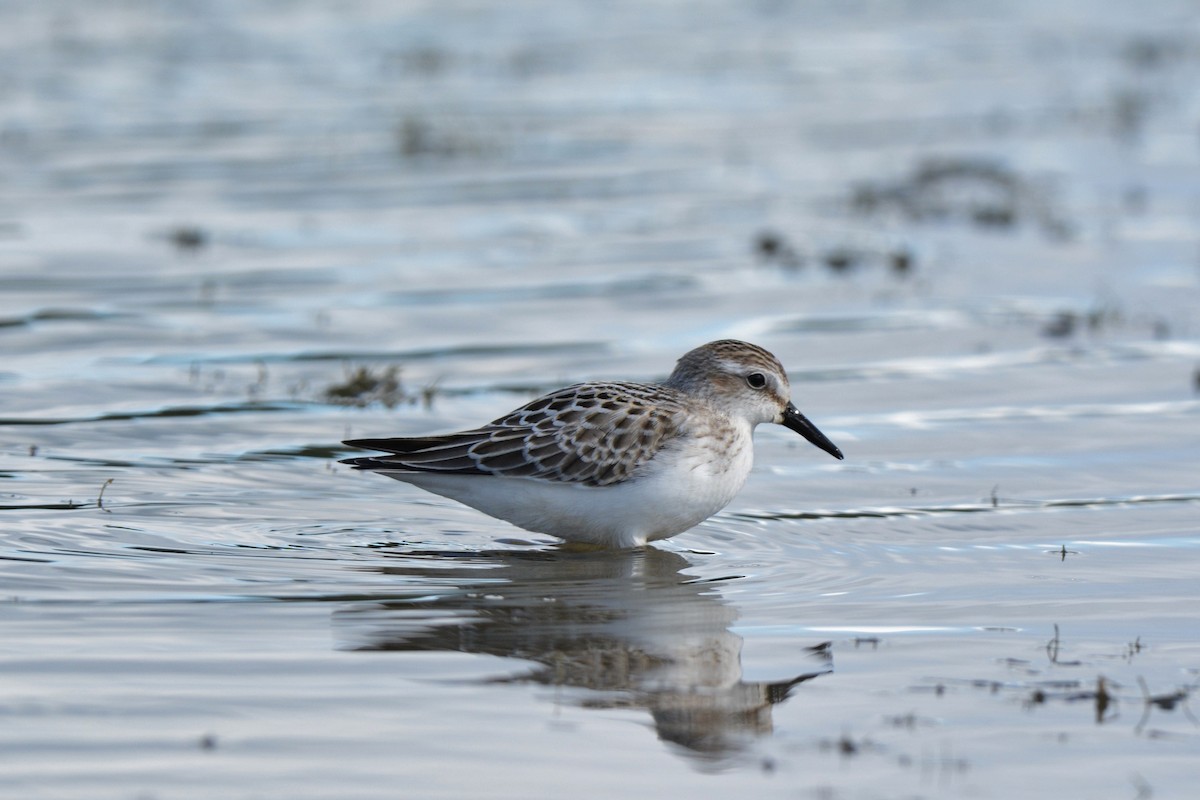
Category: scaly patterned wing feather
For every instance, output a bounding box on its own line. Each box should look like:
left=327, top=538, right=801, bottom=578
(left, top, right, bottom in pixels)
left=342, top=382, right=685, bottom=487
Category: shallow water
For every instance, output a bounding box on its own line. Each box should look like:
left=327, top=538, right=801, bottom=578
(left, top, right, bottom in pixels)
left=2, top=1, right=1200, bottom=798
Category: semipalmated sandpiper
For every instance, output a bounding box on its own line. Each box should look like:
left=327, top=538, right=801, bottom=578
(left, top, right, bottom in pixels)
left=342, top=340, right=843, bottom=547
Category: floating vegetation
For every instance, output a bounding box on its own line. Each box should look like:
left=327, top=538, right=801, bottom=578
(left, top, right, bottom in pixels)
left=915, top=624, right=1200, bottom=738
left=849, top=157, right=1073, bottom=239
left=1024, top=675, right=1117, bottom=723
left=169, top=226, right=208, bottom=251
left=1041, top=311, right=1077, bottom=339
left=1049, top=544, right=1080, bottom=561
left=324, top=365, right=402, bottom=407
left=752, top=229, right=915, bottom=277
left=396, top=116, right=492, bottom=159
left=1135, top=677, right=1199, bottom=734
left=1038, top=303, right=1125, bottom=339
left=889, top=247, right=913, bottom=276
left=323, top=365, right=434, bottom=409
left=0, top=478, right=117, bottom=513
left=1046, top=624, right=1082, bottom=666
left=823, top=247, right=858, bottom=273
left=97, top=478, right=114, bottom=511
left=753, top=230, right=803, bottom=269
left=1093, top=676, right=1115, bottom=723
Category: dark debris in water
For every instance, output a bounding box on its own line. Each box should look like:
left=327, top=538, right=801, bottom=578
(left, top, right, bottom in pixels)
left=324, top=365, right=401, bottom=407
left=849, top=157, right=1073, bottom=240
left=323, top=365, right=434, bottom=409
left=1041, top=311, right=1078, bottom=339
left=1038, top=305, right=1125, bottom=339
left=917, top=625, right=1200, bottom=735
left=0, top=476, right=119, bottom=513
left=169, top=226, right=209, bottom=251
left=1050, top=544, right=1080, bottom=561
left=1023, top=675, right=1117, bottom=724
left=1024, top=674, right=1200, bottom=732
left=753, top=229, right=915, bottom=278
left=97, top=478, right=114, bottom=512
left=396, top=116, right=496, bottom=160
left=753, top=230, right=803, bottom=269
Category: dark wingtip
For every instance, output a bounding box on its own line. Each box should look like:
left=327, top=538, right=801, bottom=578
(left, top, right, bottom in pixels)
left=339, top=455, right=381, bottom=469
left=340, top=440, right=395, bottom=469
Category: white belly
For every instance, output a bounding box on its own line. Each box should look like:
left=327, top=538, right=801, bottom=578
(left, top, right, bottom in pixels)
left=389, top=427, right=755, bottom=547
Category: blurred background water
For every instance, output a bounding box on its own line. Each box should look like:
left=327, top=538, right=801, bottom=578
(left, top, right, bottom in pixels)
left=1, top=1, right=1199, bottom=798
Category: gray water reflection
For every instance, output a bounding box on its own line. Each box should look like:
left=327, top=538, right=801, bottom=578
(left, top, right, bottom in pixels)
left=336, top=547, right=829, bottom=762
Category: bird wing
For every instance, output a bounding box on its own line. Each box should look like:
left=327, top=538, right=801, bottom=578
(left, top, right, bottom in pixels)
left=342, top=382, right=684, bottom=487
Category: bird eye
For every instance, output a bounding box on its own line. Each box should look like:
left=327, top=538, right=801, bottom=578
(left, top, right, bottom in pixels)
left=746, top=372, right=767, bottom=389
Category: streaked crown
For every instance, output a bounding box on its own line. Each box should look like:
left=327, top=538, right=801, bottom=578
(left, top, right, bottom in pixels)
left=663, top=340, right=792, bottom=423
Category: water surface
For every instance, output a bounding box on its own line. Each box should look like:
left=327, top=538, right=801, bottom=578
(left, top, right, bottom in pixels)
left=2, top=1, right=1199, bottom=798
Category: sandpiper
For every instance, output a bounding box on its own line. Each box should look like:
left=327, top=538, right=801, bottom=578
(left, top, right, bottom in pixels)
left=342, top=340, right=843, bottom=548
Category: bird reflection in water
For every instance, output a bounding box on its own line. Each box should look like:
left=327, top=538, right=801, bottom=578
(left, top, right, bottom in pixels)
left=334, top=546, right=831, bottom=763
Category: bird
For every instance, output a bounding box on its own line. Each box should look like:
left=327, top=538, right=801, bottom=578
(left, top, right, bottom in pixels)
left=341, top=339, right=843, bottom=548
